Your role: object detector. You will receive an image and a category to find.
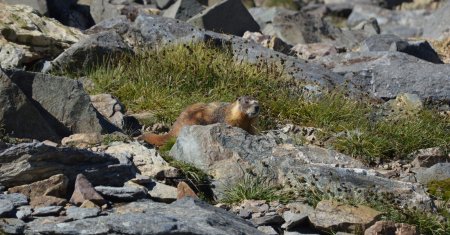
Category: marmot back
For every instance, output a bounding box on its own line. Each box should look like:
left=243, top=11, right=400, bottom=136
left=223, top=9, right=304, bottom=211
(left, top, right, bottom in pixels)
left=139, top=96, right=260, bottom=147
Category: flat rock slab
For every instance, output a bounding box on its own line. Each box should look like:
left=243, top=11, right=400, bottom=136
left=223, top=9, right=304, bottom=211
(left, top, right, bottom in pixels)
left=0, top=218, right=25, bottom=235
left=0, top=193, right=28, bottom=207
left=25, top=198, right=263, bottom=234
left=32, top=206, right=63, bottom=217
left=0, top=142, right=135, bottom=188
left=8, top=174, right=68, bottom=199
left=66, top=206, right=100, bottom=220
left=309, top=200, right=382, bottom=233
left=94, top=186, right=148, bottom=202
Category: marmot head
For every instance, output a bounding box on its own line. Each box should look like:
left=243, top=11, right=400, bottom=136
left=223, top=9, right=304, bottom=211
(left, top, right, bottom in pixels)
left=237, top=96, right=260, bottom=118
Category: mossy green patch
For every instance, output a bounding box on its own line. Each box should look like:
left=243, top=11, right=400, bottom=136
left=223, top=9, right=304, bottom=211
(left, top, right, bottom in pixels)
left=427, top=178, right=450, bottom=201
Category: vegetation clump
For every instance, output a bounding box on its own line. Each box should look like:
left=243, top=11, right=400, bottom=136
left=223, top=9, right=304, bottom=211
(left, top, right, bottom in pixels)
left=85, top=42, right=449, bottom=164
left=221, top=174, right=293, bottom=204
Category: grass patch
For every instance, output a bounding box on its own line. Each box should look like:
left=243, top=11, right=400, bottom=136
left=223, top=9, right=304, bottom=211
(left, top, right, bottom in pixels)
left=82, top=42, right=449, bottom=164
left=221, top=174, right=294, bottom=204
left=263, top=0, right=299, bottom=10
left=102, top=133, right=130, bottom=145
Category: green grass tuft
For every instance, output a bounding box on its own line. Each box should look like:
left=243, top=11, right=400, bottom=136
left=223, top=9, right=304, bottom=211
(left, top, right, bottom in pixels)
left=82, top=42, right=449, bottom=164
left=221, top=174, right=294, bottom=204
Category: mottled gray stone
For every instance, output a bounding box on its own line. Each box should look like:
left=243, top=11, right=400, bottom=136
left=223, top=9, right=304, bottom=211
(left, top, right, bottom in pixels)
left=15, top=206, right=32, bottom=220
left=315, top=51, right=450, bottom=101
left=94, top=186, right=148, bottom=202
left=32, top=206, right=63, bottom=216
left=0, top=193, right=28, bottom=207
left=66, top=206, right=100, bottom=220
left=281, top=211, right=309, bottom=230
left=0, top=199, right=14, bottom=217
left=414, top=163, right=450, bottom=185
left=170, top=124, right=433, bottom=209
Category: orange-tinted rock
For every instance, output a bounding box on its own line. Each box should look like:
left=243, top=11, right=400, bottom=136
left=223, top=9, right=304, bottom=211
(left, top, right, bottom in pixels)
left=177, top=182, right=198, bottom=200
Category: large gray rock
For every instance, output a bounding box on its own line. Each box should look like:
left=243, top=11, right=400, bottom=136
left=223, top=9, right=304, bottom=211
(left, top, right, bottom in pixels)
left=25, top=198, right=264, bottom=234
left=0, top=70, right=60, bottom=141
left=422, top=1, right=450, bottom=40
left=42, top=31, right=133, bottom=75
left=414, top=163, right=450, bottom=185
left=315, top=51, right=450, bottom=101
left=170, top=124, right=433, bottom=209
left=0, top=142, right=136, bottom=188
left=4, top=69, right=120, bottom=137
left=187, top=0, right=260, bottom=36
left=163, top=0, right=204, bottom=21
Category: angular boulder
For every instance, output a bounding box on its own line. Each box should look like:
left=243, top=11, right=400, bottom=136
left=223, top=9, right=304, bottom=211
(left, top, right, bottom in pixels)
left=4, top=69, right=120, bottom=137
left=0, top=69, right=60, bottom=141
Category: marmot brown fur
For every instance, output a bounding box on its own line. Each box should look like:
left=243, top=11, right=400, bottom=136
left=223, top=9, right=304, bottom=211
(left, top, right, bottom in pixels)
left=139, top=96, right=260, bottom=147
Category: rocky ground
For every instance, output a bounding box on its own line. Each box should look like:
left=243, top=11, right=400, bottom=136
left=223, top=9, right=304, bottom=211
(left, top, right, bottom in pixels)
left=0, top=0, right=449, bottom=234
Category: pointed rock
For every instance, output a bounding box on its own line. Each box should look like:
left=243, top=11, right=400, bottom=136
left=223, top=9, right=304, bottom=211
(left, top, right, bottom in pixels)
left=187, top=0, right=260, bottom=36
left=70, top=174, right=106, bottom=206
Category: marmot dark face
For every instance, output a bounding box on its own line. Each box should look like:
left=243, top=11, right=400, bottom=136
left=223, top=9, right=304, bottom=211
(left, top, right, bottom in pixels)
left=237, top=96, right=260, bottom=118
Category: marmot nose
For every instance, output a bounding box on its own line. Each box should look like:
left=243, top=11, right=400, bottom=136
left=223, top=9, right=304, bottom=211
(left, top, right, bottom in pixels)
left=255, top=105, right=260, bottom=113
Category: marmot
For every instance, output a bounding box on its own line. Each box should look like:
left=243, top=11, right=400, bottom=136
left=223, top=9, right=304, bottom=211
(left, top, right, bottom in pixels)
left=139, top=96, right=260, bottom=147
